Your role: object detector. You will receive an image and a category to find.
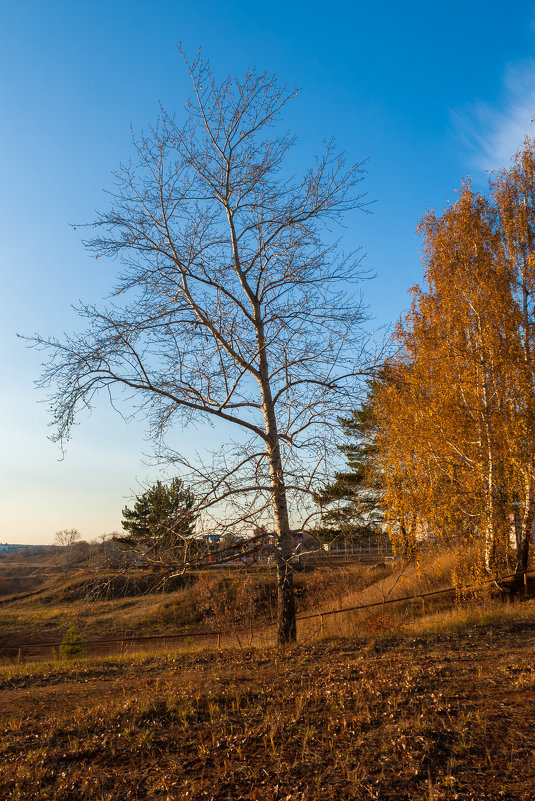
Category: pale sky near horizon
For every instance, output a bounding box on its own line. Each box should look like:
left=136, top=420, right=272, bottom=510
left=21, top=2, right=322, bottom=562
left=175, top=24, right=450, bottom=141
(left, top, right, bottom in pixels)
left=2, top=0, right=535, bottom=544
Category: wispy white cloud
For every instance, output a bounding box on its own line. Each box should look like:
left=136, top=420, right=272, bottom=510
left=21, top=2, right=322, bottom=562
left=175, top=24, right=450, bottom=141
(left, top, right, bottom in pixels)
left=452, top=58, right=535, bottom=172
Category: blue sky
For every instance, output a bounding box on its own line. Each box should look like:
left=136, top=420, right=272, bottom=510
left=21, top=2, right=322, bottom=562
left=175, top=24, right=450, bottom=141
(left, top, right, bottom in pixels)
left=2, top=0, right=535, bottom=543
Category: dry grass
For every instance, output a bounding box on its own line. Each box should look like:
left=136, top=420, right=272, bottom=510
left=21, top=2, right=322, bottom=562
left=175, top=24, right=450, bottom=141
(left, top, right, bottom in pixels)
left=406, top=597, right=535, bottom=635
left=0, top=562, right=380, bottom=655
left=296, top=550, right=458, bottom=642
left=2, top=548, right=532, bottom=662
left=1, top=547, right=535, bottom=798
left=1, top=613, right=534, bottom=800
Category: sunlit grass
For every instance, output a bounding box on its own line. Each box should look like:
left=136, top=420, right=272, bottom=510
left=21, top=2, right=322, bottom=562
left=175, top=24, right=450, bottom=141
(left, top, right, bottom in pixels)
left=1, top=620, right=534, bottom=800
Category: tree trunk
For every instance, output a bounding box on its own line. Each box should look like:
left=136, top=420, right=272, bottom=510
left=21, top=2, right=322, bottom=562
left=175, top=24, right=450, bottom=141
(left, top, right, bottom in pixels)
left=515, top=278, right=534, bottom=580
left=516, top=475, right=534, bottom=577
left=255, top=316, right=297, bottom=644
left=268, top=453, right=297, bottom=644
left=478, top=349, right=500, bottom=574
left=276, top=554, right=296, bottom=643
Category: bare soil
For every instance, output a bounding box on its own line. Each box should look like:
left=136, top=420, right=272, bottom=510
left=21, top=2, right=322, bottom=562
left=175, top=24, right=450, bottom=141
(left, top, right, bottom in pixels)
left=0, top=619, right=534, bottom=799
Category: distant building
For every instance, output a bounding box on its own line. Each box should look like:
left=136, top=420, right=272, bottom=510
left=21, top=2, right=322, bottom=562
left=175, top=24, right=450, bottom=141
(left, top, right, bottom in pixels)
left=0, top=543, right=51, bottom=555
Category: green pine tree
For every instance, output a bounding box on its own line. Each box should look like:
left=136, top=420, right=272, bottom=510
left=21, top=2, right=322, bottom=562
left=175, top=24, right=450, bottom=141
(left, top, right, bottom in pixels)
left=59, top=625, right=84, bottom=658
left=314, top=374, right=387, bottom=546
left=114, top=478, right=197, bottom=558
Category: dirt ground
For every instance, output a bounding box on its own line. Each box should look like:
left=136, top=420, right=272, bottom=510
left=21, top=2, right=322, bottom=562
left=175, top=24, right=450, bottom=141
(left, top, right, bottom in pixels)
left=0, top=619, right=534, bottom=800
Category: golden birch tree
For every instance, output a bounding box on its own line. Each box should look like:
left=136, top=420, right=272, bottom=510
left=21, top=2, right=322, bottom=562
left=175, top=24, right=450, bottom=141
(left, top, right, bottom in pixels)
left=374, top=184, right=523, bottom=577
left=492, top=142, right=535, bottom=576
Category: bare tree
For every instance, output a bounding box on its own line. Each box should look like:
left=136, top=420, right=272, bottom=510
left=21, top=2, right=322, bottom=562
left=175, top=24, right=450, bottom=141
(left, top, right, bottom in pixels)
left=55, top=528, right=81, bottom=569
left=29, top=51, right=372, bottom=643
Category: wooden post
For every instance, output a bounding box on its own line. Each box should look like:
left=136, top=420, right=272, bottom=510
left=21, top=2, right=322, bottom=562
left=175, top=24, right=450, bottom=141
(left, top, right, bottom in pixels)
left=217, top=632, right=221, bottom=649
left=17, top=648, right=23, bottom=665
left=320, top=615, right=324, bottom=637
left=524, top=572, right=528, bottom=597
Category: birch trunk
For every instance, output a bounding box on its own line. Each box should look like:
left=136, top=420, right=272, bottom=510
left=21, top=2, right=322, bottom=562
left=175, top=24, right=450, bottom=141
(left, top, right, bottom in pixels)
left=516, top=476, right=535, bottom=577
left=256, top=315, right=297, bottom=643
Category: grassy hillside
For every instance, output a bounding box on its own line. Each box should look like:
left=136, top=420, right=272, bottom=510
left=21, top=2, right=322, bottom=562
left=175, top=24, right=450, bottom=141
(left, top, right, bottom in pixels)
left=0, top=561, right=387, bottom=655
left=2, top=548, right=533, bottom=659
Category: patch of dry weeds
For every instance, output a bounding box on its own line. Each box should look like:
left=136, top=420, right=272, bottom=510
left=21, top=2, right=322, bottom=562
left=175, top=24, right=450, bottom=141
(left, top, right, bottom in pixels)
left=0, top=620, right=534, bottom=799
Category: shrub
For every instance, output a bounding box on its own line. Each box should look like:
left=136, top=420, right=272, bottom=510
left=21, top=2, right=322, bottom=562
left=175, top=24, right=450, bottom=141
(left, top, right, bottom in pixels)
left=59, top=625, right=84, bottom=658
